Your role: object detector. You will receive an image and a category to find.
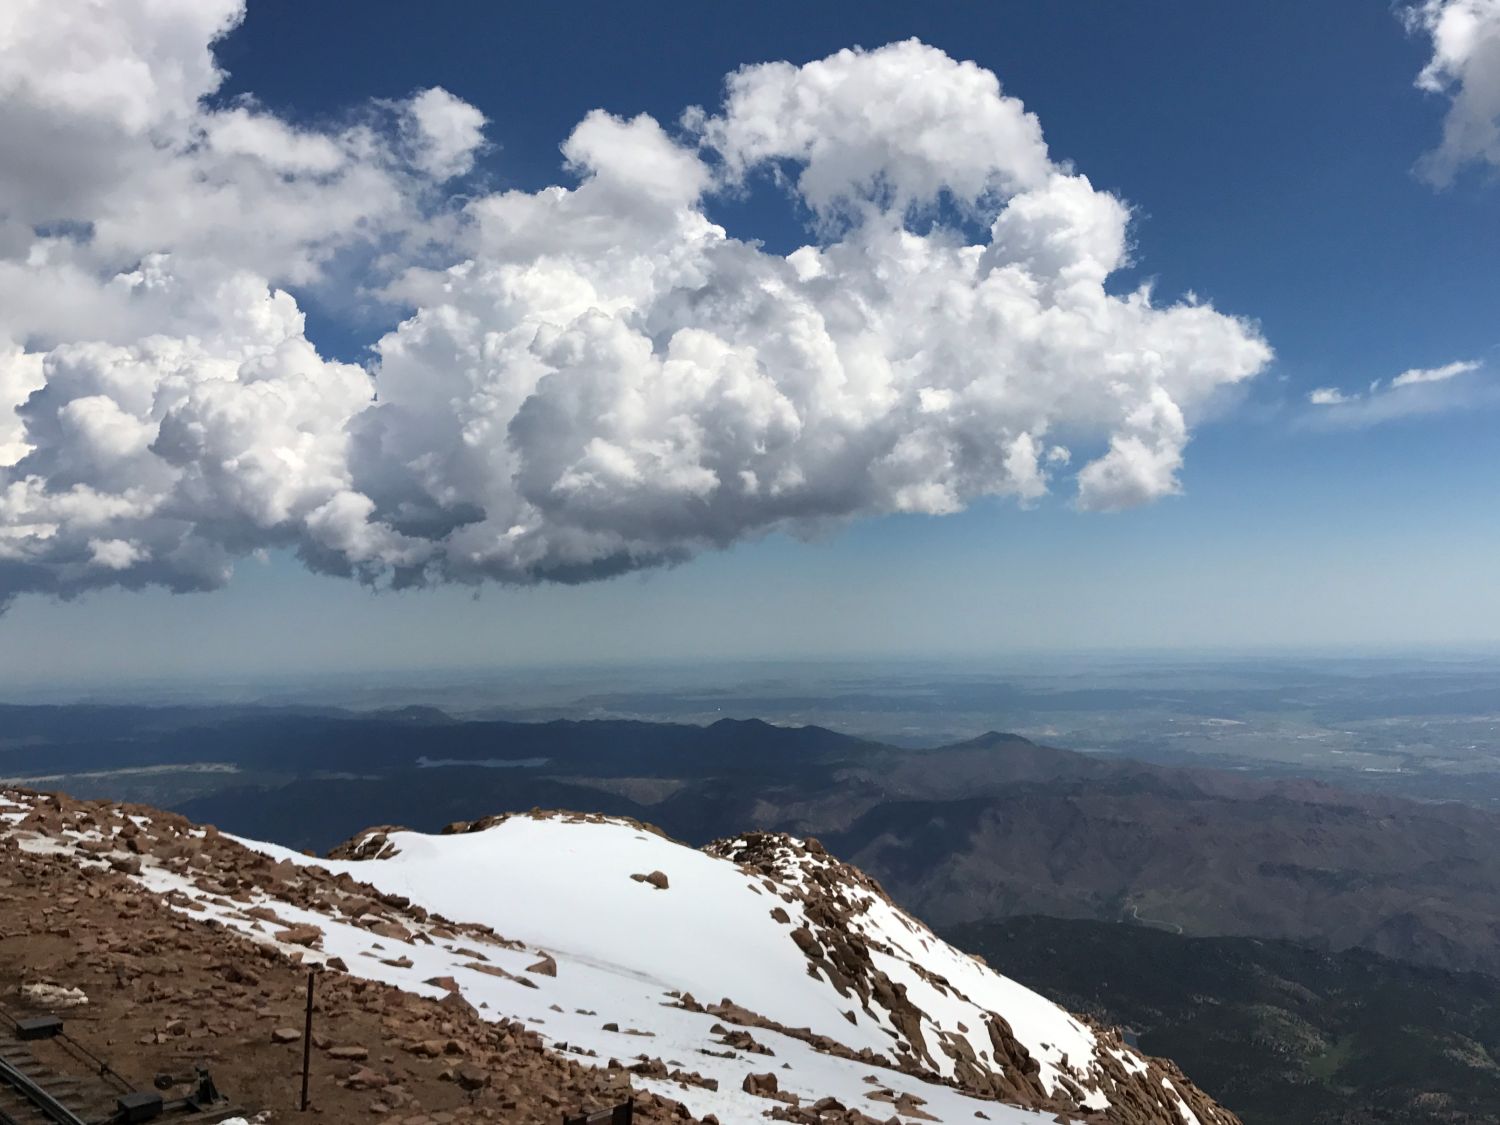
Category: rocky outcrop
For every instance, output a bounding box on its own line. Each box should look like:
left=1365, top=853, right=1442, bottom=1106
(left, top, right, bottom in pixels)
left=708, top=831, right=1241, bottom=1125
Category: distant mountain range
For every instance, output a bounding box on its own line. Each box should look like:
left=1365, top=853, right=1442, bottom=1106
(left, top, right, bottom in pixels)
left=7, top=703, right=1500, bottom=978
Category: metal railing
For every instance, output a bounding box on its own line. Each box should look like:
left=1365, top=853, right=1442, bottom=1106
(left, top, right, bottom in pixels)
left=0, top=1052, right=91, bottom=1125
left=0, top=1002, right=131, bottom=1094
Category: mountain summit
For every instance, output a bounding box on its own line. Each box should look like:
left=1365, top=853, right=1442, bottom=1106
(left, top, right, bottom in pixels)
left=2, top=788, right=1237, bottom=1124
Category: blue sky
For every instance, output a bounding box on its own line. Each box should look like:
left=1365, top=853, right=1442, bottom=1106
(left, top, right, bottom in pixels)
left=0, top=0, right=1497, bottom=688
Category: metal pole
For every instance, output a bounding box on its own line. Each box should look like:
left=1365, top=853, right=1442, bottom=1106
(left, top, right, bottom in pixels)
left=299, top=971, right=314, bottom=1112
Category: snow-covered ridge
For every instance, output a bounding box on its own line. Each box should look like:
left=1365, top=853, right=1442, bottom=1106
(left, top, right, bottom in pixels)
left=1, top=791, right=1238, bottom=1125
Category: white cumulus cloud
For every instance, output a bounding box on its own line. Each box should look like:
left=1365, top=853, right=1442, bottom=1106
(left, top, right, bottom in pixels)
left=404, top=86, right=488, bottom=180
left=0, top=9, right=1271, bottom=607
left=1405, top=0, right=1500, bottom=185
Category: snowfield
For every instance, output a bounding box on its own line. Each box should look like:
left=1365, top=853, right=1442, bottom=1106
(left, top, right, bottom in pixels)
left=226, top=816, right=1070, bottom=1122
left=3, top=793, right=1228, bottom=1124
